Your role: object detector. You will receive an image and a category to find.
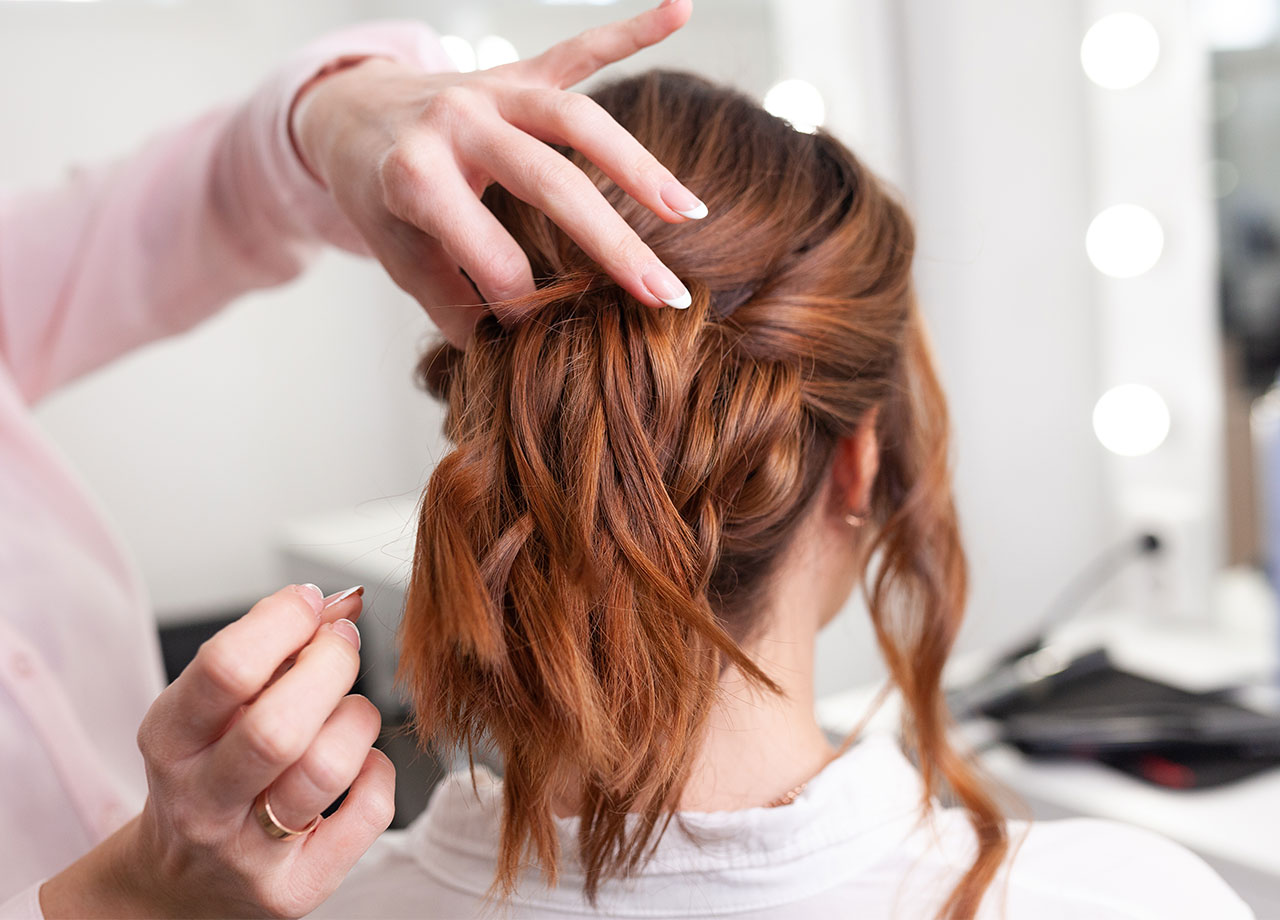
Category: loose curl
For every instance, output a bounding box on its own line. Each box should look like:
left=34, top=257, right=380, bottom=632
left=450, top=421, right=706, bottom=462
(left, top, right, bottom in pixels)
left=399, top=70, right=1010, bottom=920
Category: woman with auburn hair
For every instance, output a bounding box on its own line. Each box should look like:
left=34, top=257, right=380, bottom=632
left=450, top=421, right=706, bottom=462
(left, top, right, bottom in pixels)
left=312, top=71, right=1251, bottom=920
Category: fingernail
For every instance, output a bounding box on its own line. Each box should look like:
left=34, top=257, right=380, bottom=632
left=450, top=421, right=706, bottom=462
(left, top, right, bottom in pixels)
left=659, top=0, right=679, bottom=6
left=660, top=181, right=708, bottom=220
left=297, top=583, right=324, bottom=611
left=322, top=584, right=364, bottom=609
left=331, top=618, right=361, bottom=651
left=642, top=265, right=692, bottom=309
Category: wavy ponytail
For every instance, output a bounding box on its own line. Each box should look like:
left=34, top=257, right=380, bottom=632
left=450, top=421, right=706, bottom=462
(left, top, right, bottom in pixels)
left=399, top=70, right=1010, bottom=918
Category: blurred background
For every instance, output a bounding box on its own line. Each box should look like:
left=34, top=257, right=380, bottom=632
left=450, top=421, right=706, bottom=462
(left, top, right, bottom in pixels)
left=3, top=0, right=1280, bottom=912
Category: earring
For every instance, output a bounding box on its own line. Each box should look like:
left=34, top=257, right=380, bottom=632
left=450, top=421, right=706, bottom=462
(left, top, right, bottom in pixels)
left=844, top=511, right=866, bottom=527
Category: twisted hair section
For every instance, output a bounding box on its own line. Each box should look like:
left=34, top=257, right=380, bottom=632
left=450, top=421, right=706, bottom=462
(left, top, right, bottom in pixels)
left=399, top=70, right=1009, bottom=918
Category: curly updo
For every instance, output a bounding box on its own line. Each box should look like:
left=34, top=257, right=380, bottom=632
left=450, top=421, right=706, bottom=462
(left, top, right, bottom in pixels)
left=398, top=70, right=1008, bottom=920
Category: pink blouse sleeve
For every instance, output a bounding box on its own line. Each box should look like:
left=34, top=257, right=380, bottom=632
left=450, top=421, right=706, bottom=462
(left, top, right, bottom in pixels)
left=0, top=21, right=453, bottom=405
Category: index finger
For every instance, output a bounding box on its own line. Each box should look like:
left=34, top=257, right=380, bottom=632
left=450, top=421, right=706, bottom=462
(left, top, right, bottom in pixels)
left=483, top=126, right=692, bottom=311
left=522, top=0, right=693, bottom=89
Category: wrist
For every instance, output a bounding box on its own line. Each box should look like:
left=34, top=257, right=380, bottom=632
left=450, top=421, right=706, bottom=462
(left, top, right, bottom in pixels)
left=39, top=816, right=170, bottom=920
left=289, top=54, right=386, bottom=186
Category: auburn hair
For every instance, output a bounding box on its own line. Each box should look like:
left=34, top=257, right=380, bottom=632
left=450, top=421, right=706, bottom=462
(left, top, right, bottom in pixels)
left=398, top=70, right=1010, bottom=919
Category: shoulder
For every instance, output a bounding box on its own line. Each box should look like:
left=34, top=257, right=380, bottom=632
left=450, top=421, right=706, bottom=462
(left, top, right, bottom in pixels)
left=306, top=824, right=493, bottom=920
left=908, top=809, right=1255, bottom=920
left=307, top=769, right=506, bottom=919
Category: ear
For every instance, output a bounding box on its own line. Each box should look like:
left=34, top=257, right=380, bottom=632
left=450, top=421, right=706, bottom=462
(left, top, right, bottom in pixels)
left=831, top=407, right=880, bottom=517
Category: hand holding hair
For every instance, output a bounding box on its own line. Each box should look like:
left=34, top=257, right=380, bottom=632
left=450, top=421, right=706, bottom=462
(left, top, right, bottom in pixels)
left=38, top=584, right=393, bottom=919
left=291, top=0, right=704, bottom=349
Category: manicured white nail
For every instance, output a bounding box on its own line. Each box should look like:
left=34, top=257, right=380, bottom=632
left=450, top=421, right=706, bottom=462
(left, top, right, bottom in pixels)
left=642, top=266, right=691, bottom=309
left=322, top=584, right=364, bottom=609
left=297, top=584, right=324, bottom=610
left=667, top=289, right=692, bottom=309
left=331, top=618, right=361, bottom=651
left=660, top=181, right=709, bottom=220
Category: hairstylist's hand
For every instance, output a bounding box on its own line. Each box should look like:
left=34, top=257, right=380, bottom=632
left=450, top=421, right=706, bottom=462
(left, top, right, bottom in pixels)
left=39, top=584, right=393, bottom=919
left=292, top=0, right=703, bottom=348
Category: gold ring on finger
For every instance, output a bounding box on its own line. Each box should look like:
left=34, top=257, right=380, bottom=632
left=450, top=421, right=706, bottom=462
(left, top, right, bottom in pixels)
left=253, top=788, right=321, bottom=841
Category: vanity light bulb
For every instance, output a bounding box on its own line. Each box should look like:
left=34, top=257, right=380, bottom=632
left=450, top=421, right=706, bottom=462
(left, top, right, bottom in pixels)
left=763, top=79, right=826, bottom=134
left=440, top=35, right=477, bottom=73
left=1093, top=384, right=1171, bottom=457
left=1086, top=204, right=1164, bottom=278
left=1081, top=13, right=1160, bottom=89
left=1194, top=0, right=1280, bottom=50
left=476, top=36, right=520, bottom=70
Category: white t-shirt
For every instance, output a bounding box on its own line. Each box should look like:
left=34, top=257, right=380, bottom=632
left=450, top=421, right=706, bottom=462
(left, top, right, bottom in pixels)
left=309, top=732, right=1254, bottom=919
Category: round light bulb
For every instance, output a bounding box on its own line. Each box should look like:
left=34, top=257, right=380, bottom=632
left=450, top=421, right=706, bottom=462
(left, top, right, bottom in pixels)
left=1194, top=0, right=1279, bottom=50
left=763, top=79, right=826, bottom=134
left=1086, top=204, right=1165, bottom=278
left=1081, top=13, right=1160, bottom=89
left=1093, top=384, right=1171, bottom=457
left=439, top=35, right=476, bottom=73
left=476, top=35, right=520, bottom=70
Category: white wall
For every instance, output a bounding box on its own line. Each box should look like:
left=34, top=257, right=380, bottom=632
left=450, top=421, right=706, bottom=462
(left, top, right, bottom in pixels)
left=895, top=0, right=1114, bottom=659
